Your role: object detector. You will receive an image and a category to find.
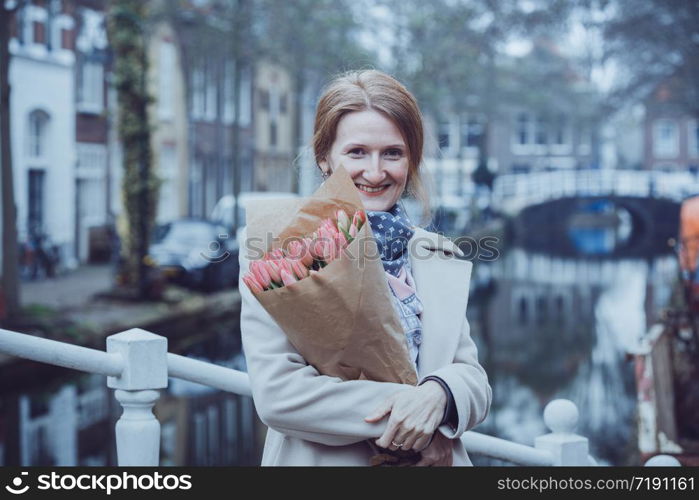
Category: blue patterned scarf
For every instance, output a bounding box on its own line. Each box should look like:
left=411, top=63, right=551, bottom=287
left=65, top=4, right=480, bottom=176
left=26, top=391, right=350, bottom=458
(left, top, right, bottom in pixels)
left=366, top=203, right=415, bottom=277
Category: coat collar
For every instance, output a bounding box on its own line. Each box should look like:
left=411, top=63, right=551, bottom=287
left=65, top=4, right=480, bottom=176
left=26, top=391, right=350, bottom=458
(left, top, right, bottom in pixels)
left=408, top=228, right=473, bottom=379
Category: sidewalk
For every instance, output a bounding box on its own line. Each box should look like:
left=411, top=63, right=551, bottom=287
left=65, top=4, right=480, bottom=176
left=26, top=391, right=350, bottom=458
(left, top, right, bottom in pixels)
left=21, top=264, right=114, bottom=310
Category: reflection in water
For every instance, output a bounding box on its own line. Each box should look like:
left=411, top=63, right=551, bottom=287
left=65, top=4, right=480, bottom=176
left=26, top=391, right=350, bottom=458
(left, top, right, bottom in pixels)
left=567, top=201, right=633, bottom=255
left=469, top=249, right=677, bottom=465
left=0, top=329, right=261, bottom=466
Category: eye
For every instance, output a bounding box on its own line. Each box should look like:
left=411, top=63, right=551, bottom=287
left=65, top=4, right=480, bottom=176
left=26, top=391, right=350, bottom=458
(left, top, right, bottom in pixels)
left=347, top=148, right=365, bottom=157
left=384, top=148, right=404, bottom=159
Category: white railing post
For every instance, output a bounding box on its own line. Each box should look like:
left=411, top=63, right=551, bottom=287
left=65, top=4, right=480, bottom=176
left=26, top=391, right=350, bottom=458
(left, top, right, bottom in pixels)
left=534, top=399, right=589, bottom=465
left=107, top=328, right=168, bottom=466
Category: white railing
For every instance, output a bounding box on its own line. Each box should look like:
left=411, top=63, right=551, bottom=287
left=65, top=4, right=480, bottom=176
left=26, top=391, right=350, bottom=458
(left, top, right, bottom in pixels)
left=492, top=169, right=699, bottom=215
left=0, top=327, right=681, bottom=467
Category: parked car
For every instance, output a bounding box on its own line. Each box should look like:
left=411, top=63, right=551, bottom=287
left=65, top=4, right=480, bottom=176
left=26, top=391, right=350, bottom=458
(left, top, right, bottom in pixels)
left=211, top=191, right=300, bottom=242
left=148, top=218, right=239, bottom=292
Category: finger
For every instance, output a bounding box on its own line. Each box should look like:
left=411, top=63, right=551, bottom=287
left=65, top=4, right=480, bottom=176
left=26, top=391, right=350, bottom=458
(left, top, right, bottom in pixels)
left=375, top=417, right=400, bottom=449
left=364, top=397, right=394, bottom=423
left=415, top=455, right=435, bottom=467
left=390, top=430, right=412, bottom=452
left=401, top=430, right=420, bottom=452
left=412, top=433, right=432, bottom=452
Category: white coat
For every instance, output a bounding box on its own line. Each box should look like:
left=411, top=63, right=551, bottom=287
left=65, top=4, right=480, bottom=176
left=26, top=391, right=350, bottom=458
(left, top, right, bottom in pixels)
left=238, top=225, right=492, bottom=466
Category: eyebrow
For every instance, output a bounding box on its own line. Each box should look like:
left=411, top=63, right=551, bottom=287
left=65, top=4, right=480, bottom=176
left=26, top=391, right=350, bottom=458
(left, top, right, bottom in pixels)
left=343, top=143, right=406, bottom=149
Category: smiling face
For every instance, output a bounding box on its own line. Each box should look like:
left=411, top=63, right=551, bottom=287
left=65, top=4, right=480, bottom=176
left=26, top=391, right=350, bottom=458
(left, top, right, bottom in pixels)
left=319, top=109, right=410, bottom=212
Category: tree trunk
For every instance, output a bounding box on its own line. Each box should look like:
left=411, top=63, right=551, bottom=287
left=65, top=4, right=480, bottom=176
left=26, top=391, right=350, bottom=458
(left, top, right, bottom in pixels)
left=0, top=5, right=21, bottom=321
left=106, top=0, right=158, bottom=299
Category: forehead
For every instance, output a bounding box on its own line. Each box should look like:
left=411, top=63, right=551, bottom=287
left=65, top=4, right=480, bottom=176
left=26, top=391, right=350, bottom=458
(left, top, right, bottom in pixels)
left=334, top=109, right=405, bottom=147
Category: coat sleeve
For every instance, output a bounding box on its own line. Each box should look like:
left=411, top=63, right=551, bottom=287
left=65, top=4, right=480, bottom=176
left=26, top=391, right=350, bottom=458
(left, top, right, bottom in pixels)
left=238, top=227, right=410, bottom=447
left=418, top=315, right=492, bottom=440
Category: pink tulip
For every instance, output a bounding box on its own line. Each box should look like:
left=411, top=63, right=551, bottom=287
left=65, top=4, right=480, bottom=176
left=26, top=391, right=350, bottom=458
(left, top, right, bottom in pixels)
left=320, top=218, right=337, bottom=234
left=322, top=240, right=338, bottom=263
left=265, top=248, right=284, bottom=261
left=336, top=209, right=351, bottom=233
left=301, top=238, right=315, bottom=267
left=352, top=210, right=365, bottom=230
left=349, top=223, right=358, bottom=238
left=243, top=273, right=265, bottom=294
left=278, top=258, right=295, bottom=276
left=280, top=269, right=297, bottom=286
left=250, top=260, right=272, bottom=288
left=335, top=230, right=348, bottom=249
left=290, top=259, right=309, bottom=279
left=310, top=238, right=325, bottom=259
left=288, top=240, right=314, bottom=268
left=264, top=259, right=282, bottom=283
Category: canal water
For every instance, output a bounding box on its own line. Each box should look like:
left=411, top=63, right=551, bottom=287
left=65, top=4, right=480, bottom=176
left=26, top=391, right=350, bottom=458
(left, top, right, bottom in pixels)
left=0, top=217, right=679, bottom=466
left=0, top=313, right=264, bottom=466
left=467, top=222, right=678, bottom=466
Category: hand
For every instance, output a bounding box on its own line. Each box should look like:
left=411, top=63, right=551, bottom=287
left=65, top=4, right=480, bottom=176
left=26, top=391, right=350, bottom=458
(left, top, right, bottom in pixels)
left=415, top=432, right=453, bottom=466
left=364, top=380, right=447, bottom=452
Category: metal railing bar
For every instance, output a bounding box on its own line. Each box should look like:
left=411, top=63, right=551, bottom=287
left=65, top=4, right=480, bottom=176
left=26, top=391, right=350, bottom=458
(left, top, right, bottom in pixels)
left=461, top=430, right=555, bottom=466
left=167, top=353, right=252, bottom=397
left=0, top=328, right=123, bottom=377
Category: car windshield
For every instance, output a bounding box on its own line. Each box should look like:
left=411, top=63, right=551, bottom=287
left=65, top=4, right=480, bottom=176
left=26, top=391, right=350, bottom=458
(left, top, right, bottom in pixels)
left=156, top=221, right=214, bottom=245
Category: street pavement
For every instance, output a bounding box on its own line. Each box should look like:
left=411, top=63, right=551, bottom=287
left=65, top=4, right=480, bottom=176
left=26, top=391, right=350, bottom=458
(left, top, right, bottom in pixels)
left=21, top=264, right=114, bottom=310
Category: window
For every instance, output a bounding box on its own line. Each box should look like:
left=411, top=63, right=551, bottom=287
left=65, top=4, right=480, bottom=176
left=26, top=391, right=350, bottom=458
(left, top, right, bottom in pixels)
left=239, top=66, right=252, bottom=127
left=688, top=120, right=699, bottom=158
left=653, top=119, right=679, bottom=158
left=438, top=121, right=450, bottom=149
left=518, top=296, right=528, bottom=325
left=279, top=92, right=287, bottom=114
left=461, top=116, right=482, bottom=150
left=28, top=169, right=46, bottom=236
left=516, top=113, right=530, bottom=146
left=191, top=65, right=205, bottom=119
left=535, top=115, right=547, bottom=146
left=205, top=59, right=217, bottom=121
left=77, top=60, right=103, bottom=113
left=223, top=61, right=235, bottom=124
left=158, top=41, right=176, bottom=120
left=270, top=121, right=277, bottom=148
left=27, top=110, right=50, bottom=158
left=259, top=89, right=270, bottom=111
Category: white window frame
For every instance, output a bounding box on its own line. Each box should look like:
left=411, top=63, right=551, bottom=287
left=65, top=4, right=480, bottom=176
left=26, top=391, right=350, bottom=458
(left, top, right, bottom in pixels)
left=26, top=110, right=50, bottom=160
left=653, top=119, right=679, bottom=159
left=688, top=119, right=699, bottom=159
left=77, top=60, right=104, bottom=114
left=191, top=65, right=205, bottom=120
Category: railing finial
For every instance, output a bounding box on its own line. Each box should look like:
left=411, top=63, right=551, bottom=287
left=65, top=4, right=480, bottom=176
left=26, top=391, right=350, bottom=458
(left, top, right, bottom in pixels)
left=543, top=399, right=579, bottom=434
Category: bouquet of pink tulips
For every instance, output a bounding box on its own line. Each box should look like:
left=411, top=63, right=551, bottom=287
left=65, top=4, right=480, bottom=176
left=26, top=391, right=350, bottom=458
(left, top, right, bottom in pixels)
left=242, top=209, right=367, bottom=293
left=241, top=164, right=417, bottom=385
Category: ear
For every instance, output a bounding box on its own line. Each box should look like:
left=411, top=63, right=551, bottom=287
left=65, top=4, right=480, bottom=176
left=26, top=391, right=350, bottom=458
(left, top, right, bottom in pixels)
left=318, top=157, right=329, bottom=173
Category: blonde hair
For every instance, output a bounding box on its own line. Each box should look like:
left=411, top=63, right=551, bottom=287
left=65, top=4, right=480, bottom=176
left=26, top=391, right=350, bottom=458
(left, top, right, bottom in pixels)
left=312, top=69, right=432, bottom=226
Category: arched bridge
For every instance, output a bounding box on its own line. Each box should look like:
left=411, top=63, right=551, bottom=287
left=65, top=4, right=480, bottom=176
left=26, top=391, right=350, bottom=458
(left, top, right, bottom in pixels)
left=492, top=169, right=696, bottom=216
left=491, top=169, right=693, bottom=256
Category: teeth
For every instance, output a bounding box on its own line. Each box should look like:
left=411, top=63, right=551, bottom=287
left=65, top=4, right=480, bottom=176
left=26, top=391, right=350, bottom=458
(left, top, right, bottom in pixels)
left=356, top=184, right=387, bottom=193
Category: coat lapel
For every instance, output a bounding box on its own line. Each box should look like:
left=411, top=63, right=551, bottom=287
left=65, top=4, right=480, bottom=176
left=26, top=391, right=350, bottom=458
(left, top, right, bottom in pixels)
left=409, top=228, right=473, bottom=379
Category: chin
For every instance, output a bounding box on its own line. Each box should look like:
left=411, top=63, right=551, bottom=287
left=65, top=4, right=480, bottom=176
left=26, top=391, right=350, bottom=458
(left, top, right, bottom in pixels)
left=360, top=198, right=393, bottom=212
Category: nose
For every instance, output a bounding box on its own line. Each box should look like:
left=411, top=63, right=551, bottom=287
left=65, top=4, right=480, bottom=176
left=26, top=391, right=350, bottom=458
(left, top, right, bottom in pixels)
left=362, top=153, right=387, bottom=184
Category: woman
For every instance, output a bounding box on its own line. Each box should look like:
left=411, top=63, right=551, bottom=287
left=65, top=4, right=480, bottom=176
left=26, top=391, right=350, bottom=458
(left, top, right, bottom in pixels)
left=239, top=69, right=491, bottom=466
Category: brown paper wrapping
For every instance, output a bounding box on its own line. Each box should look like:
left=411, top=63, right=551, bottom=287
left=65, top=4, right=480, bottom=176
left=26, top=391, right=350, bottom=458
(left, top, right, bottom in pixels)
left=244, top=164, right=417, bottom=386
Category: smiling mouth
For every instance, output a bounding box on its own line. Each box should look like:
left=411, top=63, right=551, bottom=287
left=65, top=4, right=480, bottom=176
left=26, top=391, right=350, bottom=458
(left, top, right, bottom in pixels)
left=355, top=183, right=389, bottom=194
